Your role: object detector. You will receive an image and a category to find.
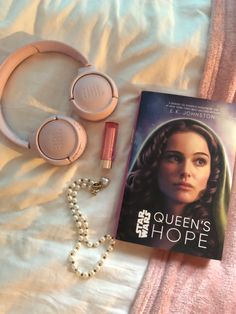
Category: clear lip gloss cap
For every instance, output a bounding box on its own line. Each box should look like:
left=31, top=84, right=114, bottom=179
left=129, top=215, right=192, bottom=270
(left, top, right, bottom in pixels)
left=100, top=122, right=118, bottom=169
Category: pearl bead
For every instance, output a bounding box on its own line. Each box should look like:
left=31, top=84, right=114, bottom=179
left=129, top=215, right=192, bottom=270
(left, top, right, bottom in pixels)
left=100, top=177, right=110, bottom=187
left=81, top=272, right=88, bottom=278
left=94, top=265, right=100, bottom=272
left=100, top=237, right=105, bottom=243
left=81, top=183, right=87, bottom=189
left=92, top=242, right=99, bottom=248
left=83, top=236, right=88, bottom=242
left=88, top=271, right=95, bottom=277
left=75, top=243, right=81, bottom=250
left=83, top=222, right=89, bottom=228
left=69, top=255, right=75, bottom=262
left=72, top=191, right=77, bottom=197
left=71, top=264, right=77, bottom=271
left=98, top=260, right=104, bottom=266
left=102, top=252, right=108, bottom=259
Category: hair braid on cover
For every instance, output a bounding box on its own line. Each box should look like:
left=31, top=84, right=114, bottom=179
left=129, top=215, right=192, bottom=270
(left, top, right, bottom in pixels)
left=125, top=125, right=169, bottom=207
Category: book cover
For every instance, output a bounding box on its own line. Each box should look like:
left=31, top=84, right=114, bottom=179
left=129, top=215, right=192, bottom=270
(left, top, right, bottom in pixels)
left=116, top=91, right=236, bottom=260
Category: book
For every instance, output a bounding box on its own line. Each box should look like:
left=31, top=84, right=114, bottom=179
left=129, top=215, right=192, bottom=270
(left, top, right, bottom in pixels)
left=116, top=91, right=236, bottom=260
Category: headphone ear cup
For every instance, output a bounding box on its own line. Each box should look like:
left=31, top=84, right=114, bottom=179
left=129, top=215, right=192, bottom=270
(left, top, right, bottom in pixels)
left=29, top=116, right=87, bottom=166
left=70, top=70, right=118, bottom=121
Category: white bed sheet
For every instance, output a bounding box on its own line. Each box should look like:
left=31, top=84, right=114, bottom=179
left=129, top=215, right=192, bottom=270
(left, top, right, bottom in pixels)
left=0, top=1, right=211, bottom=313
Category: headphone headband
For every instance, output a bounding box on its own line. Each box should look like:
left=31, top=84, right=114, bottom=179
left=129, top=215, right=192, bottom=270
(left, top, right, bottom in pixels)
left=0, top=40, right=90, bottom=149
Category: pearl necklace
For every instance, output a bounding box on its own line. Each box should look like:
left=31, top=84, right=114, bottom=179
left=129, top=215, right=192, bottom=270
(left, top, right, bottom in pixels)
left=66, top=177, right=115, bottom=279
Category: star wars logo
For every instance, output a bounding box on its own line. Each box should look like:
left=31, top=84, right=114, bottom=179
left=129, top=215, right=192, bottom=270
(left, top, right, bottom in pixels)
left=135, top=209, right=151, bottom=238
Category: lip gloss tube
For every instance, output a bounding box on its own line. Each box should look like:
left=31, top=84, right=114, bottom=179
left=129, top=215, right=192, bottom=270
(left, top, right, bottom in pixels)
left=101, top=122, right=118, bottom=169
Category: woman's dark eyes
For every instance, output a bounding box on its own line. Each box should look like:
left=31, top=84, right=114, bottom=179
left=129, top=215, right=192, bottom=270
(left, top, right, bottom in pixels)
left=163, top=154, right=208, bottom=166
left=194, top=158, right=207, bottom=166
left=164, top=154, right=182, bottom=162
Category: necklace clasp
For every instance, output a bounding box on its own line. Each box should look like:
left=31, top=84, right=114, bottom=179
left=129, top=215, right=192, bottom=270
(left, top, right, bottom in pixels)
left=90, top=177, right=110, bottom=195
left=90, top=182, right=103, bottom=195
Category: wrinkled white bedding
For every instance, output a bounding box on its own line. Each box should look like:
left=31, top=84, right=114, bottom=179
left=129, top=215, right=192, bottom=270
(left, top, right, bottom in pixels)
left=0, top=1, right=211, bottom=313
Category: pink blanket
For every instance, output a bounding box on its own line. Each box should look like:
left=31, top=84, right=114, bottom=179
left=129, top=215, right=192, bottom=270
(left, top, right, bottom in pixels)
left=132, top=0, right=236, bottom=313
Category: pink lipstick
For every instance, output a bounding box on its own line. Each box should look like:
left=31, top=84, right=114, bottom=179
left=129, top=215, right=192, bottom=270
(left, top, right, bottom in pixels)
left=100, top=122, right=118, bottom=169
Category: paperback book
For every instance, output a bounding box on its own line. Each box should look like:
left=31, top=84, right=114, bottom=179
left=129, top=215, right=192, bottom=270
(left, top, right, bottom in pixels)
left=116, top=91, right=236, bottom=260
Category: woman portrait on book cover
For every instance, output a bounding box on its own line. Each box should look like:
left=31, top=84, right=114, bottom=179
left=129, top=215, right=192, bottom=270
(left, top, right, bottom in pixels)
left=117, top=118, right=230, bottom=260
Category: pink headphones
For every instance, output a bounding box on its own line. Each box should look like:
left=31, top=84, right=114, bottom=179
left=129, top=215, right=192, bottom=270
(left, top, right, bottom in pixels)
left=0, top=40, right=118, bottom=165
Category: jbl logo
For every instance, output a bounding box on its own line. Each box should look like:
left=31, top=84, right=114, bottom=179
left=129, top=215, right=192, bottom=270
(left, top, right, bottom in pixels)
left=80, top=84, right=104, bottom=100
left=50, top=128, right=63, bottom=152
